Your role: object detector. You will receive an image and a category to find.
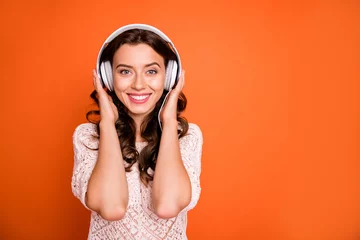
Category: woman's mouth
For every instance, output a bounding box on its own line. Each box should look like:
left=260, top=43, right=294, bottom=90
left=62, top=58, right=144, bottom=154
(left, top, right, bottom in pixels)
left=128, top=94, right=151, bottom=104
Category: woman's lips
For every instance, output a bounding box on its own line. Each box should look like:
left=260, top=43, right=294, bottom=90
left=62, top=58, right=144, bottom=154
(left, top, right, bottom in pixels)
left=127, top=93, right=151, bottom=104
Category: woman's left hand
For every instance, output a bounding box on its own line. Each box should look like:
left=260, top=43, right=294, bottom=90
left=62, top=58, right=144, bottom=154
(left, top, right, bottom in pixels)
left=160, top=70, right=185, bottom=125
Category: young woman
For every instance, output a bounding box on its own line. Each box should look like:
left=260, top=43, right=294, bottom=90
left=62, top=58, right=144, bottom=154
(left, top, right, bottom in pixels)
left=71, top=24, right=203, bottom=239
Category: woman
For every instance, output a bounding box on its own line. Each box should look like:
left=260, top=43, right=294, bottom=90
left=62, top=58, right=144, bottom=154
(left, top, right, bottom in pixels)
left=71, top=24, right=203, bottom=239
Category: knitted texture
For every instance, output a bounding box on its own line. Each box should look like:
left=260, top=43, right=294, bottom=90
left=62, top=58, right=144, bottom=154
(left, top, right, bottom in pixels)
left=71, top=123, right=202, bottom=240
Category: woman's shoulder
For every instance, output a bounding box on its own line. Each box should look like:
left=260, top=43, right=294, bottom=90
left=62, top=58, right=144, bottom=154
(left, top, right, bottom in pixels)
left=179, top=122, right=203, bottom=150
left=186, top=123, right=202, bottom=139
left=73, top=122, right=99, bottom=150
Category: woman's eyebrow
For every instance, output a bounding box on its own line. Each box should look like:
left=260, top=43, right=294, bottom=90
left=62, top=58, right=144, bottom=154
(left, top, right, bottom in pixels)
left=115, top=63, right=133, bottom=69
left=115, top=62, right=161, bottom=69
left=145, top=62, right=161, bottom=68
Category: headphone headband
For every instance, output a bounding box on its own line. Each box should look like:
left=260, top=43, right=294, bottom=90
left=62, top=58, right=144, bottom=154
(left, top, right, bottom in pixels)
left=96, top=23, right=182, bottom=87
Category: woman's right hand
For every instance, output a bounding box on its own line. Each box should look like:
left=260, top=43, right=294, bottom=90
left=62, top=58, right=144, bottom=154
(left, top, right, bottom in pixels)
left=93, top=69, right=119, bottom=124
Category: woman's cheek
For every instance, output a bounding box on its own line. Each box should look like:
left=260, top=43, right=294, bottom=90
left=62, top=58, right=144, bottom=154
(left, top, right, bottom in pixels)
left=113, top=78, right=131, bottom=91
left=151, top=77, right=165, bottom=90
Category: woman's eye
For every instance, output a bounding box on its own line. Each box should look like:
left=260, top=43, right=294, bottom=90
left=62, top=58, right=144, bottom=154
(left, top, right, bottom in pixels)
left=120, top=69, right=130, bottom=75
left=147, top=70, right=157, bottom=75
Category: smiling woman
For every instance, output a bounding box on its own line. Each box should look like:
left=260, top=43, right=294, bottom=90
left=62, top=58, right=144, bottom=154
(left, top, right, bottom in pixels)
left=71, top=24, right=203, bottom=240
left=112, top=44, right=166, bottom=120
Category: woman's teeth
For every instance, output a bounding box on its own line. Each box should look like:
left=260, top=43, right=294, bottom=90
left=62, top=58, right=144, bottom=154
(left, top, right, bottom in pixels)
left=130, top=95, right=149, bottom=100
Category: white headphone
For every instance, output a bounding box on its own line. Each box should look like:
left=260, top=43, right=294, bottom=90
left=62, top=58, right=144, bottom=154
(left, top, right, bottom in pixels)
left=95, top=24, right=182, bottom=130
left=96, top=23, right=182, bottom=92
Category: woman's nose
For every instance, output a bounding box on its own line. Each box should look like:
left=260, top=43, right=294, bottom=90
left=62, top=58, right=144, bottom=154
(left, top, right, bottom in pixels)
left=131, top=73, right=146, bottom=90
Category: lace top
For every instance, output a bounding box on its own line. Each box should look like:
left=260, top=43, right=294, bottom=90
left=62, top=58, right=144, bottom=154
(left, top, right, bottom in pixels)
left=71, top=122, right=203, bottom=240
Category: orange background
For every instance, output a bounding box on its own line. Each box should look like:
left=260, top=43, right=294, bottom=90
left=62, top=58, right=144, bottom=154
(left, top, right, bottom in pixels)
left=1, top=1, right=359, bottom=239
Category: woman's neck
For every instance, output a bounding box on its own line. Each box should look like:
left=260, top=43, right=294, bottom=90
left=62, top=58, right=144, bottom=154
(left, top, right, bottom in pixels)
left=130, top=114, right=146, bottom=142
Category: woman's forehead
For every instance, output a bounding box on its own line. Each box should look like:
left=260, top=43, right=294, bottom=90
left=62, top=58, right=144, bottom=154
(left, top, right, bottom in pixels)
left=113, top=43, right=164, bottom=66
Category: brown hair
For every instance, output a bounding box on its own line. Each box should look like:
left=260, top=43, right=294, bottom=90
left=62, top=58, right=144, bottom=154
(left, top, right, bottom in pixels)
left=86, top=29, right=189, bottom=186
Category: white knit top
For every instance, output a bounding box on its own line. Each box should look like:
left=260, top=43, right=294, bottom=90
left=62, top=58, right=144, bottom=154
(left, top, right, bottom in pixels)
left=71, top=122, right=203, bottom=240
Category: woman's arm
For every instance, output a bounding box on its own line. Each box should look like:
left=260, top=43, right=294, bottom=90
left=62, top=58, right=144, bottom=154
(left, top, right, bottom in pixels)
left=152, top=71, right=193, bottom=219
left=85, top=121, right=129, bottom=221
left=85, top=70, right=129, bottom=221
left=152, top=120, right=192, bottom=219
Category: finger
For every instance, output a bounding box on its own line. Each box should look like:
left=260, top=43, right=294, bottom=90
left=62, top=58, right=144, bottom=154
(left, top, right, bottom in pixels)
left=174, top=70, right=185, bottom=93
left=92, top=69, right=98, bottom=90
left=92, top=69, right=96, bottom=89
left=93, top=69, right=103, bottom=93
left=161, top=89, right=172, bottom=107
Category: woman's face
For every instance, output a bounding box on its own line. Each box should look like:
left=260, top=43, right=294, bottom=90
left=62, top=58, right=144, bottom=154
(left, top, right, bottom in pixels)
left=112, top=43, right=166, bottom=120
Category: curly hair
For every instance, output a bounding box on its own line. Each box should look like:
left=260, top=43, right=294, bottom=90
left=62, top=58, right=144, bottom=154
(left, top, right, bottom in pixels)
left=86, top=29, right=189, bottom=186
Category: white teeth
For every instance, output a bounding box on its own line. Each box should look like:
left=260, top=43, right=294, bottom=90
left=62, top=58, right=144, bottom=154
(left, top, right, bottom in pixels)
left=130, top=95, right=149, bottom=100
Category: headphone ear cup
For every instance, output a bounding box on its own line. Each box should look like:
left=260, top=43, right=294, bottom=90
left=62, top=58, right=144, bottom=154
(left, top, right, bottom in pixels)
left=170, top=60, right=178, bottom=89
left=164, top=60, right=173, bottom=90
left=103, top=61, right=113, bottom=91
left=100, top=61, right=113, bottom=91
left=100, top=62, right=107, bottom=88
left=165, top=60, right=178, bottom=90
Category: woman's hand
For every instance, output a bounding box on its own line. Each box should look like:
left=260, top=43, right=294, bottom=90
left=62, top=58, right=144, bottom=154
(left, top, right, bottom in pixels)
left=160, top=70, right=185, bottom=125
left=93, top=69, right=119, bottom=124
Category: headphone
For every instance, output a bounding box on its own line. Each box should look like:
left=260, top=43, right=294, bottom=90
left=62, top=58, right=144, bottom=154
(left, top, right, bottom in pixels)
left=95, top=23, right=182, bottom=130
left=96, top=23, right=182, bottom=92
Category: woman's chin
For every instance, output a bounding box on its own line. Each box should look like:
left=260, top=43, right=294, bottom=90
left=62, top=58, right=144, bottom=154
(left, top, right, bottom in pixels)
left=127, top=105, right=154, bottom=117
